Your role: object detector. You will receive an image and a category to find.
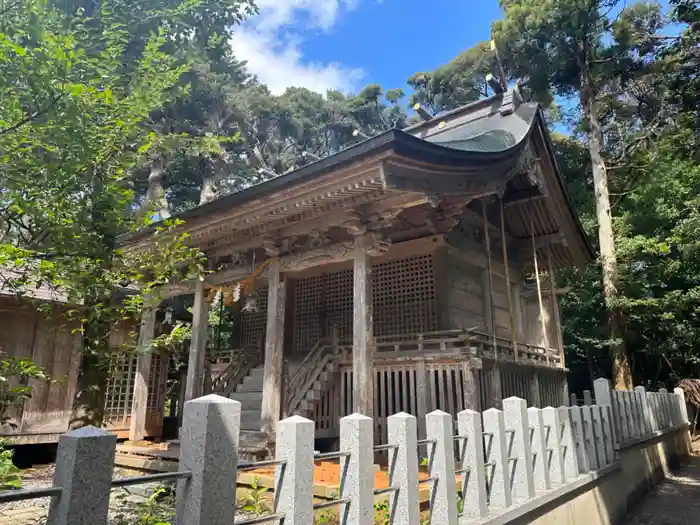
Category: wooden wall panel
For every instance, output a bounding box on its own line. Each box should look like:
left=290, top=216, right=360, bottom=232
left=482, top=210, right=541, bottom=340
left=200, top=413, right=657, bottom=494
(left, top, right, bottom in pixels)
left=0, top=300, right=81, bottom=439
left=444, top=255, right=486, bottom=331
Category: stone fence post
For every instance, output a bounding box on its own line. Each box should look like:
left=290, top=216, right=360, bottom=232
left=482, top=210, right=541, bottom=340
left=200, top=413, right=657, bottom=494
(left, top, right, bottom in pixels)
left=569, top=406, right=589, bottom=474
left=426, top=410, right=458, bottom=525
left=594, top=378, right=620, bottom=450
left=457, top=409, right=487, bottom=519
left=47, top=426, right=116, bottom=525
left=675, top=387, right=690, bottom=426
left=388, top=412, right=420, bottom=525
left=483, top=408, right=511, bottom=509
left=176, top=394, right=240, bottom=525
left=527, top=407, right=551, bottom=491
left=275, top=416, right=315, bottom=525
left=340, top=414, right=374, bottom=525
left=503, top=397, right=535, bottom=502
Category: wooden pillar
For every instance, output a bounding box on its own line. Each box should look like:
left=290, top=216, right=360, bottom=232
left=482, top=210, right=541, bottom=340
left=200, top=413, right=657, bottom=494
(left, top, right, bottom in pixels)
left=462, top=359, right=481, bottom=411
left=499, top=198, right=517, bottom=359
left=512, top=283, right=524, bottom=342
left=261, top=258, right=286, bottom=438
left=547, top=252, right=566, bottom=367
left=530, top=215, right=551, bottom=356
left=129, top=307, right=157, bottom=441
left=184, top=279, right=209, bottom=403
left=353, top=234, right=374, bottom=417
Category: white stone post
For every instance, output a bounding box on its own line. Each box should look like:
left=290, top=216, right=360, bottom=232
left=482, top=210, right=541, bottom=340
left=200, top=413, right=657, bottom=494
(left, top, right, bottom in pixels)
left=635, top=386, right=651, bottom=436
left=527, top=407, right=551, bottom=491
left=631, top=391, right=643, bottom=438
left=675, top=387, right=690, bottom=426
left=542, top=407, right=565, bottom=485
left=623, top=391, right=634, bottom=441
left=340, top=414, right=374, bottom=525
left=581, top=405, right=599, bottom=470
left=583, top=390, right=593, bottom=406
left=670, top=390, right=680, bottom=426
left=426, top=410, right=458, bottom=525
left=47, top=427, right=116, bottom=525
left=570, top=393, right=578, bottom=407
left=483, top=408, right=512, bottom=509
left=558, top=407, right=579, bottom=481
left=503, top=397, right=535, bottom=502
left=457, top=409, right=488, bottom=519
left=569, top=406, right=589, bottom=474
left=275, top=415, right=314, bottom=525
left=601, top=406, right=615, bottom=464
left=659, top=388, right=670, bottom=429
left=593, top=378, right=619, bottom=450
left=591, top=406, right=606, bottom=466
left=648, top=392, right=659, bottom=432
left=176, top=395, right=240, bottom=525
left=388, top=412, right=420, bottom=525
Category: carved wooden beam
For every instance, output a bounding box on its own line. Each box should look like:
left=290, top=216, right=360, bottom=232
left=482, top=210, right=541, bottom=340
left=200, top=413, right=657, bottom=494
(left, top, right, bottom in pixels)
left=159, top=265, right=256, bottom=298
left=279, top=232, right=390, bottom=273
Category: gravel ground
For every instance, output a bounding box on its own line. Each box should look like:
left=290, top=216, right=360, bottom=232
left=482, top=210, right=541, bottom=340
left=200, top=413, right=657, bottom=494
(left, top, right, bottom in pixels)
left=0, top=464, right=258, bottom=525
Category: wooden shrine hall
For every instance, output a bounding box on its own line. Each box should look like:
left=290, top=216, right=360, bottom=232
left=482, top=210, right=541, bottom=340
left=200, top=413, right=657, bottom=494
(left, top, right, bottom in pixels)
left=119, top=86, right=593, bottom=450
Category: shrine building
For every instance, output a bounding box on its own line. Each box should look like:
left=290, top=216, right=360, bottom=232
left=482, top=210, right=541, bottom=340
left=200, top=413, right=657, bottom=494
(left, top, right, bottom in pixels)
left=117, top=86, right=593, bottom=452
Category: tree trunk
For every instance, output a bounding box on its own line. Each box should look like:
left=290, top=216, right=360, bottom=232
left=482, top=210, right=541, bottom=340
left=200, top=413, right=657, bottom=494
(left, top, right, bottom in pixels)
left=580, top=70, right=632, bottom=390
left=137, top=158, right=171, bottom=220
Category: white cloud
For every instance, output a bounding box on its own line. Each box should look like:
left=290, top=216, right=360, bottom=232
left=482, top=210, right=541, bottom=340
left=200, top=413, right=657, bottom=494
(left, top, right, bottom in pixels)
left=230, top=0, right=366, bottom=95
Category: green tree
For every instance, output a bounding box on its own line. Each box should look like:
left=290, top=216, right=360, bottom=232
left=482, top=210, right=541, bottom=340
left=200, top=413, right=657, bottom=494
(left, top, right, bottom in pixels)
left=493, top=0, right=667, bottom=389
left=0, top=0, right=252, bottom=423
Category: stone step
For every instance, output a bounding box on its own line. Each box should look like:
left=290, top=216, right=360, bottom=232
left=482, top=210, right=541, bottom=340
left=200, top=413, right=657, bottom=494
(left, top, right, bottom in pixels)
left=230, top=391, right=263, bottom=410
left=237, top=381, right=263, bottom=393
left=241, top=410, right=261, bottom=430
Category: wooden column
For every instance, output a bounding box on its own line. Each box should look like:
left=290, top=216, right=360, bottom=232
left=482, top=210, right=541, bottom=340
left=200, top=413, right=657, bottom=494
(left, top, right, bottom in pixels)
left=353, top=234, right=374, bottom=417
left=461, top=359, right=481, bottom=411
left=261, top=258, right=286, bottom=438
left=530, top=215, right=551, bottom=356
left=184, top=279, right=209, bottom=403
left=482, top=200, right=502, bottom=408
left=512, top=283, right=524, bottom=342
left=129, top=307, right=157, bottom=441
left=547, top=252, right=566, bottom=367
left=499, top=198, right=517, bottom=358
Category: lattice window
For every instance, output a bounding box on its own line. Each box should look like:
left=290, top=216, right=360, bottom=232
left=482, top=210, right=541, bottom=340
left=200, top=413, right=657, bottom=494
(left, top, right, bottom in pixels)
left=146, top=352, right=166, bottom=411
left=373, top=254, right=437, bottom=336
left=292, top=270, right=353, bottom=357
left=239, top=286, right=268, bottom=351
left=104, top=352, right=137, bottom=423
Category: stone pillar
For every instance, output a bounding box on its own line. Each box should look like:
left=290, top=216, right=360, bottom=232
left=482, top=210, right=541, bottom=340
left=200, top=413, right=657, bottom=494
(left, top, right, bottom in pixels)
left=176, top=395, right=240, bottom=525
left=129, top=307, right=158, bottom=441
left=261, top=258, right=286, bottom=438
left=185, top=280, right=209, bottom=402
left=353, top=234, right=374, bottom=417
left=275, top=416, right=314, bottom=525
left=47, top=427, right=116, bottom=525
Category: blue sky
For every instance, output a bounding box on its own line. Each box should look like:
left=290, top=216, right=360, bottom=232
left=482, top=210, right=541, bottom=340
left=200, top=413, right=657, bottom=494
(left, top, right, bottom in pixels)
left=230, top=0, right=503, bottom=95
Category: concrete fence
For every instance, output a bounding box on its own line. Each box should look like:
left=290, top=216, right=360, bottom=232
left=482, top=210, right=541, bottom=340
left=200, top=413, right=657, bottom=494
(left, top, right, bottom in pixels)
left=0, top=379, right=690, bottom=525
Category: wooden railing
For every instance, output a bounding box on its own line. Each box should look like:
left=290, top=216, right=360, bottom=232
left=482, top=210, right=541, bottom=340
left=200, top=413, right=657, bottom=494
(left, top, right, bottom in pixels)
left=209, top=344, right=262, bottom=397
left=285, top=338, right=341, bottom=417
left=337, top=329, right=561, bottom=368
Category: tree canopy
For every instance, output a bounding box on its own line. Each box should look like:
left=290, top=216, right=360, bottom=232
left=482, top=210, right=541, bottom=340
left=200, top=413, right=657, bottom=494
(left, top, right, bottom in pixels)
left=0, top=0, right=698, bottom=403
